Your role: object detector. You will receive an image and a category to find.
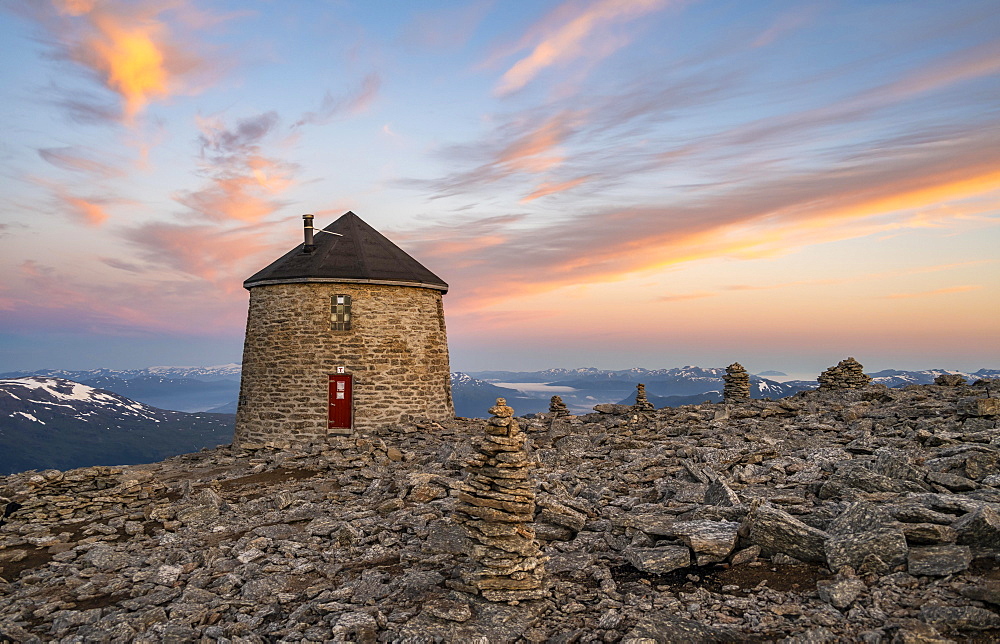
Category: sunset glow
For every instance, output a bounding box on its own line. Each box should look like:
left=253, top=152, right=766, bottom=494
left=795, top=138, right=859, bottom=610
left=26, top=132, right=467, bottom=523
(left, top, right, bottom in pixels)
left=0, top=0, right=997, bottom=374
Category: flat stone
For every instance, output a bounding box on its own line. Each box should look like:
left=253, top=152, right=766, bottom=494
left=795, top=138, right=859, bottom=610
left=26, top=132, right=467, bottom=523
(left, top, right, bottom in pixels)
left=953, top=506, right=1000, bottom=548
left=907, top=545, right=972, bottom=576
left=593, top=404, right=632, bottom=415
left=624, top=545, right=690, bottom=574
left=926, top=471, right=977, bottom=492
left=622, top=611, right=743, bottom=643
left=959, top=580, right=1000, bottom=606
left=900, top=522, right=959, bottom=545
left=919, top=605, right=1000, bottom=630
left=423, top=598, right=472, bottom=622
left=666, top=520, right=739, bottom=562
left=957, top=397, right=1000, bottom=417
left=816, top=574, right=866, bottom=609
left=825, top=528, right=908, bottom=572
left=745, top=503, right=829, bottom=564
left=827, top=501, right=894, bottom=534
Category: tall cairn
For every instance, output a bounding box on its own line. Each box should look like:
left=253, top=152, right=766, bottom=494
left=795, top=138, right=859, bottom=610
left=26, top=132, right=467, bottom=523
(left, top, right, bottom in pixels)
left=633, top=383, right=655, bottom=412
left=723, top=363, right=751, bottom=402
left=454, top=398, right=547, bottom=602
left=548, top=395, right=569, bottom=417
left=818, top=357, right=872, bottom=390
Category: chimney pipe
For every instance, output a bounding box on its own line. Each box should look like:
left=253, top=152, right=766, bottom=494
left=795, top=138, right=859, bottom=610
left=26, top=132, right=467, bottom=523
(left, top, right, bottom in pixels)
left=302, top=214, right=315, bottom=253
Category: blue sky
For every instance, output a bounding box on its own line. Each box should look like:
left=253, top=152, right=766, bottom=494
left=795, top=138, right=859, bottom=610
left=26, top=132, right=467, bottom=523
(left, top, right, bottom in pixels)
left=1, top=0, right=998, bottom=375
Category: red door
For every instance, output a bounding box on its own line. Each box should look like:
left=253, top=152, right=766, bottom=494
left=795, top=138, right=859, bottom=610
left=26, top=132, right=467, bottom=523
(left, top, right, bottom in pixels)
left=328, top=374, right=353, bottom=430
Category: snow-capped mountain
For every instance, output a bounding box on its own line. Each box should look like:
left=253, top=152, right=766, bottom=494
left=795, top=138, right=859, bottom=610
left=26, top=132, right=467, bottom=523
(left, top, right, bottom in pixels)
left=868, top=368, right=1000, bottom=388
left=0, top=364, right=242, bottom=382
left=0, top=367, right=242, bottom=413
left=0, top=377, right=233, bottom=474
left=0, top=377, right=167, bottom=425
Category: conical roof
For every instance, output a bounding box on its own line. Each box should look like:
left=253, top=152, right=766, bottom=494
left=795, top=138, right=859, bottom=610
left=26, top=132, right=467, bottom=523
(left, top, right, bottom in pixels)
left=244, top=211, right=448, bottom=292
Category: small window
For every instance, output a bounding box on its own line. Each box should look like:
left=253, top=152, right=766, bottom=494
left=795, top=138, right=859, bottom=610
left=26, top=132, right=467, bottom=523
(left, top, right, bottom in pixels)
left=331, top=295, right=352, bottom=330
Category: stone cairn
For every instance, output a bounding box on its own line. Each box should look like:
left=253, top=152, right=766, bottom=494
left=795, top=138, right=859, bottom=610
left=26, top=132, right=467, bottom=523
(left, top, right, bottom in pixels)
left=454, top=398, right=547, bottom=602
left=723, top=362, right=751, bottom=402
left=633, top=383, right=655, bottom=412
left=817, top=357, right=872, bottom=390
left=548, top=395, right=569, bottom=417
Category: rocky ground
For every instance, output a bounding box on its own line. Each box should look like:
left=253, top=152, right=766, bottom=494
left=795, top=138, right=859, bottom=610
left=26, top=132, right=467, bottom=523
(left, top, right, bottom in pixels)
left=1, top=379, right=999, bottom=643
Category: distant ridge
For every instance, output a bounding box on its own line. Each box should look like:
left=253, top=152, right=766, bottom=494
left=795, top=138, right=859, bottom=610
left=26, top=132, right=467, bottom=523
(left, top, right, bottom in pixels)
left=0, top=377, right=233, bottom=474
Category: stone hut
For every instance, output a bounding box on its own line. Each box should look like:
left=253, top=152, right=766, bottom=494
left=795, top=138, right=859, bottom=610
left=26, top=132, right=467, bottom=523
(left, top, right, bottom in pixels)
left=234, top=212, right=453, bottom=447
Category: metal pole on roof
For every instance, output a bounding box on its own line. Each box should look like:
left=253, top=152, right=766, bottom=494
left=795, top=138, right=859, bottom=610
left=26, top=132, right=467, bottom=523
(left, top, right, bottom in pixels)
left=303, top=214, right=316, bottom=253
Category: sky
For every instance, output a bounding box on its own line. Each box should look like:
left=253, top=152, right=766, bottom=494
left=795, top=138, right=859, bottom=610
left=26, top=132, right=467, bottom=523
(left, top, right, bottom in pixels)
left=1, top=0, right=998, bottom=377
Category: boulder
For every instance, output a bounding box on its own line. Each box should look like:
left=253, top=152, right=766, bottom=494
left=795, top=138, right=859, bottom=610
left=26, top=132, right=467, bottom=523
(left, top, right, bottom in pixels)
left=824, top=528, right=908, bottom=572
left=744, top=503, right=829, bottom=564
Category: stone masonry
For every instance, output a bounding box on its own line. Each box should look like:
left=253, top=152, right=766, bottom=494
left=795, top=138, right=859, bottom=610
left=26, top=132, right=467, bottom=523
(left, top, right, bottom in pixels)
left=235, top=282, right=452, bottom=447
left=817, top=357, right=872, bottom=390
left=548, top=395, right=569, bottom=417
left=723, top=362, right=751, bottom=402
left=454, top=398, right=547, bottom=602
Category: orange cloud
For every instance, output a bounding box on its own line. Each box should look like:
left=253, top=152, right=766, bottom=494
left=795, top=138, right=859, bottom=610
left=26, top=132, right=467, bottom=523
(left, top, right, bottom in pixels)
left=410, top=144, right=1000, bottom=312
left=497, top=116, right=577, bottom=172
left=496, top=0, right=669, bottom=95
left=32, top=0, right=224, bottom=123
left=64, top=195, right=110, bottom=226
left=42, top=182, right=128, bottom=226
left=521, top=176, right=590, bottom=202
left=177, top=112, right=296, bottom=222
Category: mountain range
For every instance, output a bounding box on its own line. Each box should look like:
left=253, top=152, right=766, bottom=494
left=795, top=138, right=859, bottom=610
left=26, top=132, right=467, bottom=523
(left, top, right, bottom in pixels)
left=3, top=365, right=997, bottom=473
left=0, top=377, right=233, bottom=475
left=0, top=365, right=241, bottom=413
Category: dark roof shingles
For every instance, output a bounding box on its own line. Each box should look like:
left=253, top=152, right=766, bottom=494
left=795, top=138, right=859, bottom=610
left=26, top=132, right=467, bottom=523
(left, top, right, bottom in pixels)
left=243, top=211, right=448, bottom=291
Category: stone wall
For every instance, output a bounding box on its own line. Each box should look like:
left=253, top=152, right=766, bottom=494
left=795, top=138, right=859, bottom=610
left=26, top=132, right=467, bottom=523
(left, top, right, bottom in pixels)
left=235, top=282, right=452, bottom=447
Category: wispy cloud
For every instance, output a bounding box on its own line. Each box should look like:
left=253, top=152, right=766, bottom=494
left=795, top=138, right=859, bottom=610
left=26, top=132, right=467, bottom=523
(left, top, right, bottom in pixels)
left=521, top=176, right=591, bottom=202
left=293, top=73, right=381, bottom=128
left=401, top=0, right=493, bottom=51
left=38, top=146, right=123, bottom=178
left=1, top=258, right=247, bottom=336
left=417, top=110, right=585, bottom=198
left=751, top=5, right=818, bottom=48
left=122, top=221, right=281, bottom=286
left=407, top=126, right=1000, bottom=310
left=494, top=0, right=670, bottom=95
left=656, top=291, right=716, bottom=302
left=175, top=111, right=295, bottom=223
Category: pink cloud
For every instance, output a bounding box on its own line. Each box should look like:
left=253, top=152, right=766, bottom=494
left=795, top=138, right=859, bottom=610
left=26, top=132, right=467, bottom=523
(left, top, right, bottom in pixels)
left=494, top=0, right=670, bottom=95
left=175, top=112, right=296, bottom=223
left=521, top=175, right=591, bottom=202
left=122, top=221, right=281, bottom=286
